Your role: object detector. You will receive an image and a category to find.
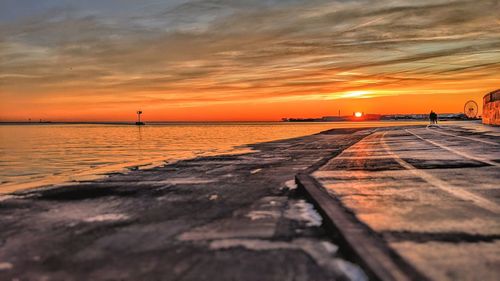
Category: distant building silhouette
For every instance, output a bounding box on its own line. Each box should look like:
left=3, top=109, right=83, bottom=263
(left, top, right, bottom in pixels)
left=483, top=89, right=500, bottom=125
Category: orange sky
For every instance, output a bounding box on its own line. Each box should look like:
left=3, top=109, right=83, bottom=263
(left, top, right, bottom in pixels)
left=1, top=0, right=499, bottom=121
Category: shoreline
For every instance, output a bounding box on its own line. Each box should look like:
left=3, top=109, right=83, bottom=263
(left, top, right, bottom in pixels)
left=1, top=122, right=432, bottom=195
left=1, top=147, right=256, bottom=196
left=2, top=126, right=357, bottom=195
left=1, top=124, right=399, bottom=195
left=0, top=126, right=376, bottom=280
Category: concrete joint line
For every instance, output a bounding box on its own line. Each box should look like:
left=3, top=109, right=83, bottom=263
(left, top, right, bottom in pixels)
left=410, top=129, right=499, bottom=167
left=426, top=127, right=499, bottom=146
left=382, top=132, right=500, bottom=214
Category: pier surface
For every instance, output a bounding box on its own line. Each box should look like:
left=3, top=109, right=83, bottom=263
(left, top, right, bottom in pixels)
left=0, top=128, right=371, bottom=281
left=311, top=124, right=500, bottom=280
left=0, top=123, right=499, bottom=280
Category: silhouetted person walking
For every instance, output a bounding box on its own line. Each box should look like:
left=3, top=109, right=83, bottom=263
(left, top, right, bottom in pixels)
left=429, top=110, right=438, bottom=124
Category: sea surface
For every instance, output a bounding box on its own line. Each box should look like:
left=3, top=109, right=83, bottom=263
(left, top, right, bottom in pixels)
left=0, top=121, right=426, bottom=193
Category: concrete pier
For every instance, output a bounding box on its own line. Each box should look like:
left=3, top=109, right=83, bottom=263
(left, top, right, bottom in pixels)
left=311, top=123, right=500, bottom=280
left=0, top=123, right=498, bottom=280
left=0, top=128, right=371, bottom=281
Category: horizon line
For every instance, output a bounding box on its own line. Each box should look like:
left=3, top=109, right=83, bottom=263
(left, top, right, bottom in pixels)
left=0, top=111, right=468, bottom=124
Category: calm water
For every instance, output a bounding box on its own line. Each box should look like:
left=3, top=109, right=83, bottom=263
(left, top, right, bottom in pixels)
left=0, top=122, right=425, bottom=193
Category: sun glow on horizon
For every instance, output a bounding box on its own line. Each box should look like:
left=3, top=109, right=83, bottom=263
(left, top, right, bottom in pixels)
left=341, top=91, right=372, bottom=98
left=354, top=112, right=363, bottom=117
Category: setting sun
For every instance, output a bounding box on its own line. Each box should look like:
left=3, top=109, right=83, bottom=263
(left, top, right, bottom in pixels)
left=354, top=112, right=363, bottom=118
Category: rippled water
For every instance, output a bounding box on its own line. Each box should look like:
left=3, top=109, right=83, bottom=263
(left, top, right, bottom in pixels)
left=0, top=121, right=425, bottom=193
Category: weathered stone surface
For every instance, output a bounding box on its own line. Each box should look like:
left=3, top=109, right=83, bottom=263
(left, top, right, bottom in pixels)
left=0, top=128, right=371, bottom=281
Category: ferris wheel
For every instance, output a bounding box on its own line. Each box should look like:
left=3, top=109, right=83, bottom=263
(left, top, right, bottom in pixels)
left=464, top=100, right=478, bottom=118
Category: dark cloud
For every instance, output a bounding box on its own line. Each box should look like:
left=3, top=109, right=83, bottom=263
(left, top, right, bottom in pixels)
left=1, top=0, right=499, bottom=108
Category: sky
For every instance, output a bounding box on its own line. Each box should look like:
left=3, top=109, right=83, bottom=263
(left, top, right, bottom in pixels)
left=0, top=0, right=499, bottom=121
